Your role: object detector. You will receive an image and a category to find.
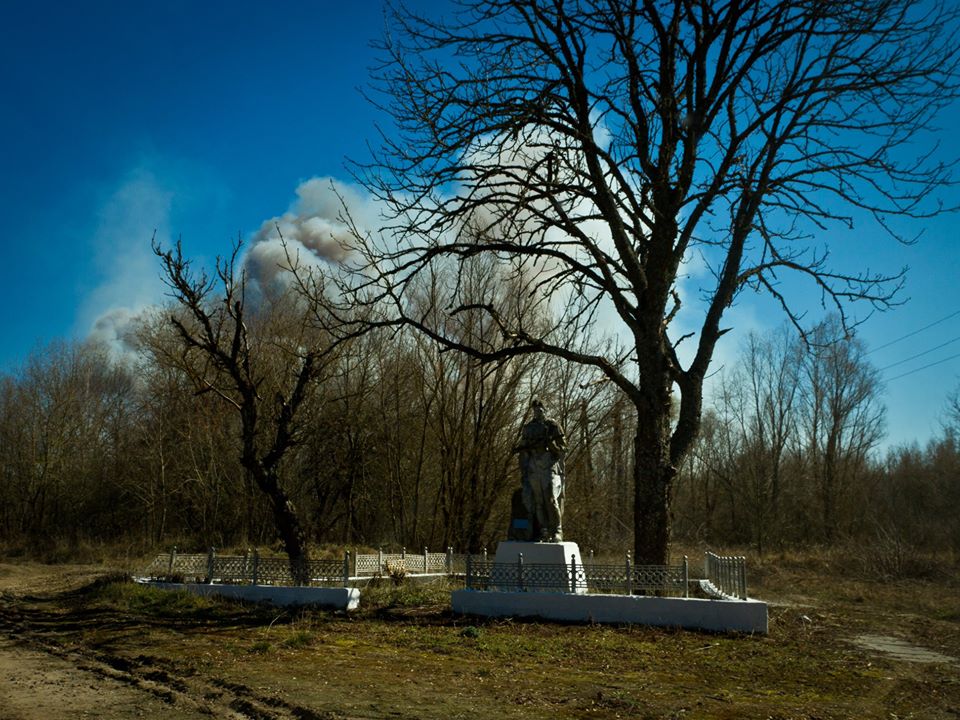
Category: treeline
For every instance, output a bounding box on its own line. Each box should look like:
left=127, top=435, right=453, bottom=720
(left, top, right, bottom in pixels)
left=1, top=298, right=957, bottom=560
left=673, top=320, right=960, bottom=557
left=0, top=291, right=634, bottom=555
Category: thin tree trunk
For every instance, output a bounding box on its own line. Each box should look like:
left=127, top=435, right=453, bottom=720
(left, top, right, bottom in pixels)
left=247, top=442, right=309, bottom=584
left=260, top=474, right=309, bottom=585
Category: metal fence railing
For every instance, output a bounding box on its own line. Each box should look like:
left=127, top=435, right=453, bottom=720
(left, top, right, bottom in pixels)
left=140, top=548, right=350, bottom=587
left=464, top=554, right=690, bottom=597
left=703, top=552, right=747, bottom=600
left=139, top=547, right=747, bottom=599
left=354, top=548, right=454, bottom=576
left=352, top=548, right=497, bottom=576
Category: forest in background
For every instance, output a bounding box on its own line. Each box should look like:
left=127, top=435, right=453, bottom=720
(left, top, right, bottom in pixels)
left=3, top=0, right=958, bottom=576
left=1, top=274, right=957, bottom=568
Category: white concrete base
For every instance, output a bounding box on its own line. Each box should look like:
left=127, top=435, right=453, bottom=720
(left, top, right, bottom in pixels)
left=142, top=581, right=360, bottom=610
left=451, top=590, right=768, bottom=634
left=492, top=541, right=587, bottom=594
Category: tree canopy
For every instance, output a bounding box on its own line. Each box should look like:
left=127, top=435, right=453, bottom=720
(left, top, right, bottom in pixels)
left=345, top=0, right=958, bottom=562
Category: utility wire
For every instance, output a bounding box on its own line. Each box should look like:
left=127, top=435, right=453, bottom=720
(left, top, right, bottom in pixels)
left=878, top=334, right=960, bottom=372
left=885, top=351, right=960, bottom=383
left=868, top=309, right=960, bottom=354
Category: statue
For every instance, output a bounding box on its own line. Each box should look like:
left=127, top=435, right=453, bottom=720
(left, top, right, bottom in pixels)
left=513, top=399, right=566, bottom=542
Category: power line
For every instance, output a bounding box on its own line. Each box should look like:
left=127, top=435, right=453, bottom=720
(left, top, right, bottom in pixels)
left=879, top=334, right=960, bottom=372
left=868, top=309, right=960, bottom=355
left=885, top=351, right=960, bottom=383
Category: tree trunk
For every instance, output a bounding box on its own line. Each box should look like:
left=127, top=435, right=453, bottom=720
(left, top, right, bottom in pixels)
left=272, top=496, right=309, bottom=585
left=633, top=429, right=676, bottom=565
left=632, top=331, right=681, bottom=566
left=257, top=469, right=309, bottom=585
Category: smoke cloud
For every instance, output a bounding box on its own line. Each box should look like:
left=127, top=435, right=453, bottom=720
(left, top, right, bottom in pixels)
left=243, top=177, right=377, bottom=296
left=82, top=170, right=172, bottom=358
left=80, top=173, right=380, bottom=361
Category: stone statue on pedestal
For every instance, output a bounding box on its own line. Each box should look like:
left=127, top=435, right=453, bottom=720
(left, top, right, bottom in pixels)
left=511, top=399, right=566, bottom=542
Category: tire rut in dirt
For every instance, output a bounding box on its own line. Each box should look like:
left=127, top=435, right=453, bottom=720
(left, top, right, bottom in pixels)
left=0, top=598, right=336, bottom=719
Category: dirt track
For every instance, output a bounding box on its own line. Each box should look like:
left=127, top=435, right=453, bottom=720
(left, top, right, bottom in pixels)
left=2, top=560, right=958, bottom=719
left=0, top=564, right=333, bottom=720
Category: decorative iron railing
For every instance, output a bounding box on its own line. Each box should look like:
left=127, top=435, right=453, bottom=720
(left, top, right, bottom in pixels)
left=353, top=548, right=453, bottom=576
left=703, top=552, right=747, bottom=599
left=139, top=547, right=746, bottom=599
left=463, top=554, right=690, bottom=597
left=139, top=548, right=350, bottom=587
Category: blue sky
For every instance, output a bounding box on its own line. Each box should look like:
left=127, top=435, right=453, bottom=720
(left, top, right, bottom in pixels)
left=1, top=1, right=959, bottom=451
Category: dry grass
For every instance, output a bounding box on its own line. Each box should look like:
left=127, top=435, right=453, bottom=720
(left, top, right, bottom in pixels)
left=2, top=551, right=959, bottom=719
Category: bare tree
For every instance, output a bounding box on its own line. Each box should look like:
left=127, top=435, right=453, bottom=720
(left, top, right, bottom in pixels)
left=675, top=409, right=731, bottom=543
left=154, top=240, right=329, bottom=583
left=735, top=327, right=802, bottom=552
left=798, top=317, right=885, bottom=540
left=0, top=340, right=137, bottom=546
left=943, top=384, right=960, bottom=439
left=347, top=0, right=958, bottom=562
left=401, top=258, right=543, bottom=550
left=132, top=316, right=256, bottom=547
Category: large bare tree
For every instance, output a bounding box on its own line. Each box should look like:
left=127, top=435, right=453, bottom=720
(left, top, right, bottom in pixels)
left=154, top=240, right=327, bottom=583
left=348, top=0, right=958, bottom=562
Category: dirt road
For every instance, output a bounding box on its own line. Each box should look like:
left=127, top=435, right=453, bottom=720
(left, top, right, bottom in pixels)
left=0, top=563, right=333, bottom=720
left=1, top=559, right=958, bottom=719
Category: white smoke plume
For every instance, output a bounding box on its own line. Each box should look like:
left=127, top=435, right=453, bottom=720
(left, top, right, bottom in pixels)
left=80, top=172, right=380, bottom=362
left=82, top=170, right=172, bottom=359
left=243, top=177, right=377, bottom=297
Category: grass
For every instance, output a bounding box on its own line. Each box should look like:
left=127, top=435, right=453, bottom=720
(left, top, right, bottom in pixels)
left=7, top=553, right=960, bottom=719
left=92, top=578, right=221, bottom=615
left=359, top=576, right=457, bottom=613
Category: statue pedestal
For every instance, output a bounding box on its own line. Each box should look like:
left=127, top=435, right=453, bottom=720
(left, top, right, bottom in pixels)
left=491, top=541, right=587, bottom=594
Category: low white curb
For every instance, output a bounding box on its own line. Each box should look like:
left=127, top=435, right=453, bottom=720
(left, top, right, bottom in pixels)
left=141, top=581, right=360, bottom=610
left=451, top=590, right=767, bottom=633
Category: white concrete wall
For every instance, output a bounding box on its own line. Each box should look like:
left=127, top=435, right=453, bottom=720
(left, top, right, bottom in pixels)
left=451, top=590, right=767, bottom=634
left=491, top=541, right=588, bottom=594
left=144, top=581, right=360, bottom=610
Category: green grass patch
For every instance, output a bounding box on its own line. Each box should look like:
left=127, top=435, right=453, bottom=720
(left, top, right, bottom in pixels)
left=88, top=578, right=261, bottom=622
left=281, top=629, right=315, bottom=648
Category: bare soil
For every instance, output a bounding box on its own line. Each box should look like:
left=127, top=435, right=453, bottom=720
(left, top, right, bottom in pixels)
left=853, top=634, right=958, bottom=666
left=0, top=555, right=958, bottom=719
left=0, top=564, right=219, bottom=719
left=0, top=563, right=329, bottom=719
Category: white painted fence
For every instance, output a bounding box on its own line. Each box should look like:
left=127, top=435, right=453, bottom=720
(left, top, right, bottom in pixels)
left=140, top=547, right=750, bottom=599
left=353, top=547, right=454, bottom=576
left=703, top=552, right=748, bottom=599
left=140, top=548, right=350, bottom=587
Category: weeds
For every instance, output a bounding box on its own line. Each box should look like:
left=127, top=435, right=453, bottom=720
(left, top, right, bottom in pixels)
left=384, top=560, right=408, bottom=585
left=85, top=577, right=287, bottom=627
left=92, top=580, right=222, bottom=616
left=281, top=630, right=315, bottom=648
left=360, top=578, right=453, bottom=613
